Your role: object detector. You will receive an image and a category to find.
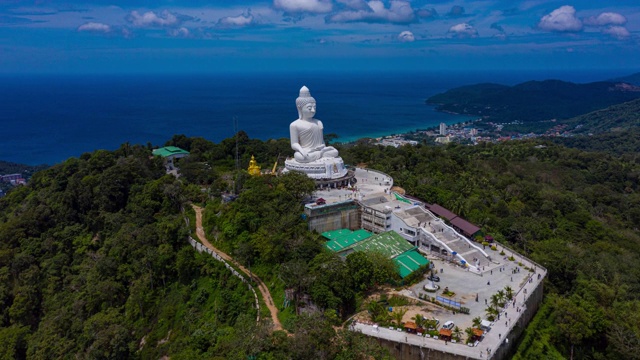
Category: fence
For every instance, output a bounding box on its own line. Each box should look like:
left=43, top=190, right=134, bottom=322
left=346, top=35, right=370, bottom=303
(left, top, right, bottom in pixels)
left=183, top=208, right=261, bottom=322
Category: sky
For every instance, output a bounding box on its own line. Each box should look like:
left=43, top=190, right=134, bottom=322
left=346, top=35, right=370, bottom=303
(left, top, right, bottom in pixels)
left=1, top=0, right=639, bottom=74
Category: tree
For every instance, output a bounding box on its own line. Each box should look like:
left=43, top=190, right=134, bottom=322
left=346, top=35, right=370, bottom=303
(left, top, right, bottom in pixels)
left=465, top=327, right=475, bottom=344
left=412, top=314, right=427, bottom=331
left=452, top=326, right=463, bottom=341
left=275, top=171, right=316, bottom=203
left=390, top=308, right=407, bottom=328
left=367, top=301, right=389, bottom=324
left=472, top=316, right=482, bottom=328
left=504, top=286, right=514, bottom=301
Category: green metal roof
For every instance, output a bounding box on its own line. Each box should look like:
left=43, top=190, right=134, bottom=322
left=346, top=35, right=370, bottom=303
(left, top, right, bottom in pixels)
left=345, top=231, right=414, bottom=259
left=394, top=193, right=412, bottom=204
left=322, top=228, right=353, bottom=240
left=324, top=229, right=372, bottom=252
left=394, top=250, right=430, bottom=278
left=152, top=146, right=190, bottom=158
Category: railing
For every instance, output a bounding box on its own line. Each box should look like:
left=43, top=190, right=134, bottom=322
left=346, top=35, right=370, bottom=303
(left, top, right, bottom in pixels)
left=423, top=208, right=490, bottom=259
left=182, top=207, right=260, bottom=322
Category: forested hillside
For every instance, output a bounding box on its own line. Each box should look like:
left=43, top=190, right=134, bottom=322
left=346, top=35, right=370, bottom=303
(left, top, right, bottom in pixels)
left=339, top=141, right=640, bottom=359
left=0, top=141, right=393, bottom=359
left=426, top=80, right=640, bottom=125
left=2, top=131, right=640, bottom=359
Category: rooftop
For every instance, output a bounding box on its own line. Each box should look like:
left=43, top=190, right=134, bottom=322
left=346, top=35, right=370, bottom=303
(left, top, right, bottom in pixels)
left=345, top=231, right=414, bottom=259
left=324, top=229, right=372, bottom=252
left=152, top=146, right=190, bottom=158
left=425, top=203, right=458, bottom=221
left=394, top=250, right=430, bottom=278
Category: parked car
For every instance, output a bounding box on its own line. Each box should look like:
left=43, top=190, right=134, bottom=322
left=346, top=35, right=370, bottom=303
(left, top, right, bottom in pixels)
left=442, top=320, right=455, bottom=330
left=427, top=274, right=440, bottom=282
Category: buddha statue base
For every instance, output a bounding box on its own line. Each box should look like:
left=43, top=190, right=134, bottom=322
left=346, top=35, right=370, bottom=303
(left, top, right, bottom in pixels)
left=284, top=156, right=348, bottom=180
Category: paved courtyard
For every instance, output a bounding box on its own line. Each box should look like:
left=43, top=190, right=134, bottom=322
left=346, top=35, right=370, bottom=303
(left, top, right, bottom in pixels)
left=354, top=246, right=546, bottom=359
left=313, top=167, right=391, bottom=204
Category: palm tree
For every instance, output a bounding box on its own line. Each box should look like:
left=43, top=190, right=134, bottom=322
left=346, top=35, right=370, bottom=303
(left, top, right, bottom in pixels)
left=424, top=318, right=437, bottom=331
left=485, top=305, right=499, bottom=321
left=490, top=293, right=501, bottom=309
left=472, top=316, right=482, bottom=328
left=367, top=301, right=388, bottom=323
left=452, top=326, right=463, bottom=341
left=412, top=314, right=426, bottom=332
left=465, top=327, right=475, bottom=344
left=496, top=289, right=506, bottom=307
left=504, top=285, right=514, bottom=301
left=391, top=308, right=407, bottom=328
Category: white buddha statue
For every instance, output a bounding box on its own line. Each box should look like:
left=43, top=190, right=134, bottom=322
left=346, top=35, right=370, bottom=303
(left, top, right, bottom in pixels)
left=284, top=85, right=348, bottom=180
left=290, top=86, right=339, bottom=163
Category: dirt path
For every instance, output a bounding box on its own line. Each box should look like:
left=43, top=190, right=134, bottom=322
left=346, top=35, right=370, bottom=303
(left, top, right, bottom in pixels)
left=192, top=205, right=283, bottom=331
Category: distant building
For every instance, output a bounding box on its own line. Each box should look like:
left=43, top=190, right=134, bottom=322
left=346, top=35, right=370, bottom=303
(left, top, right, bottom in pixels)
left=470, top=128, right=478, bottom=136
left=1, top=174, right=21, bottom=182
left=439, top=122, right=447, bottom=135
left=377, top=137, right=418, bottom=148
left=152, top=146, right=189, bottom=171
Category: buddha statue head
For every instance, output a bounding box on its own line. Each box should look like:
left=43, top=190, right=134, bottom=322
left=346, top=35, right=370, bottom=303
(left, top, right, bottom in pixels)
left=295, top=86, right=316, bottom=120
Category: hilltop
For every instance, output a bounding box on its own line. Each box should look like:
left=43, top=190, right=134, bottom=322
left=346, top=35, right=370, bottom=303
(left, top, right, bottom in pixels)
left=610, top=72, right=640, bottom=86
left=563, top=97, right=640, bottom=134
left=426, top=79, right=640, bottom=125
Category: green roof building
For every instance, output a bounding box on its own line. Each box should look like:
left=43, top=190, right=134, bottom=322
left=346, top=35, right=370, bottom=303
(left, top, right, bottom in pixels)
left=331, top=230, right=429, bottom=278
left=394, top=250, right=430, bottom=278
left=324, top=229, right=372, bottom=252
left=152, top=146, right=190, bottom=158
left=152, top=146, right=189, bottom=172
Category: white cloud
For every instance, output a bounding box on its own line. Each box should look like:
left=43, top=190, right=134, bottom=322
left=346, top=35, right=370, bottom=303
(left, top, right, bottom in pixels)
left=397, top=30, right=414, bottom=42
left=336, top=0, right=369, bottom=10
left=218, top=12, right=254, bottom=27
left=169, top=27, right=190, bottom=37
left=448, top=23, right=478, bottom=38
left=127, top=10, right=180, bottom=27
left=602, top=26, right=630, bottom=40
left=77, top=22, right=111, bottom=33
left=584, top=12, right=627, bottom=27
left=538, top=5, right=582, bottom=32
left=274, top=0, right=333, bottom=14
left=327, top=0, right=415, bottom=24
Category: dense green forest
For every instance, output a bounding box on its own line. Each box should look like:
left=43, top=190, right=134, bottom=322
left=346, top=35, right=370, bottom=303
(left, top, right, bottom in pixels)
left=561, top=97, right=640, bottom=135
left=426, top=80, right=640, bottom=126
left=339, top=140, right=640, bottom=359
left=2, top=127, right=640, bottom=359
left=0, top=141, right=392, bottom=359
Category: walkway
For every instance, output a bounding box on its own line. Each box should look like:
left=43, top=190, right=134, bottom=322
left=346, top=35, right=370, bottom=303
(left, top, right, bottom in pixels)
left=192, top=205, right=283, bottom=331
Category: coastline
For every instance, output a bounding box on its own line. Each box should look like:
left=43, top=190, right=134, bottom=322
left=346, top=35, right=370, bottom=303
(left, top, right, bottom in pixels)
left=334, top=115, right=474, bottom=145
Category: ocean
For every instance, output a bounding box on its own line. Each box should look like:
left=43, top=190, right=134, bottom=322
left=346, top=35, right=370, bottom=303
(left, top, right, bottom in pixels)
left=0, top=70, right=626, bottom=165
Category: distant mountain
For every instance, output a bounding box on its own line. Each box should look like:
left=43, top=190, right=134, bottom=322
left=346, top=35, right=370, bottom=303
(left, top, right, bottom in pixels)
left=427, top=79, right=640, bottom=123
left=562, top=98, right=640, bottom=134
left=609, top=72, right=640, bottom=86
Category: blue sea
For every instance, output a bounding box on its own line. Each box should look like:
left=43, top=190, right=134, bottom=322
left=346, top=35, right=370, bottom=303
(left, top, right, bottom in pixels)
left=0, top=70, right=628, bottom=165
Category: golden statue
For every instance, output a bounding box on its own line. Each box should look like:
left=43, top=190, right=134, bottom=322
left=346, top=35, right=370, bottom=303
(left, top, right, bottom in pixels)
left=248, top=155, right=261, bottom=176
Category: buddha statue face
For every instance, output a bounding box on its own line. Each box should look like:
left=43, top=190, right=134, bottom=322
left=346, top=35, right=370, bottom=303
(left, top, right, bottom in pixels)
left=300, top=101, right=316, bottom=120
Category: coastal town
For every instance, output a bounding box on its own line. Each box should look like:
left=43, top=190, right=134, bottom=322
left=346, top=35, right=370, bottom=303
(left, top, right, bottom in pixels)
left=373, top=119, right=576, bottom=148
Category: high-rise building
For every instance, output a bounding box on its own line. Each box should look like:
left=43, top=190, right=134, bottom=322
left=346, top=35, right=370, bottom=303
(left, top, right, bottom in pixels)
left=439, top=122, right=447, bottom=135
